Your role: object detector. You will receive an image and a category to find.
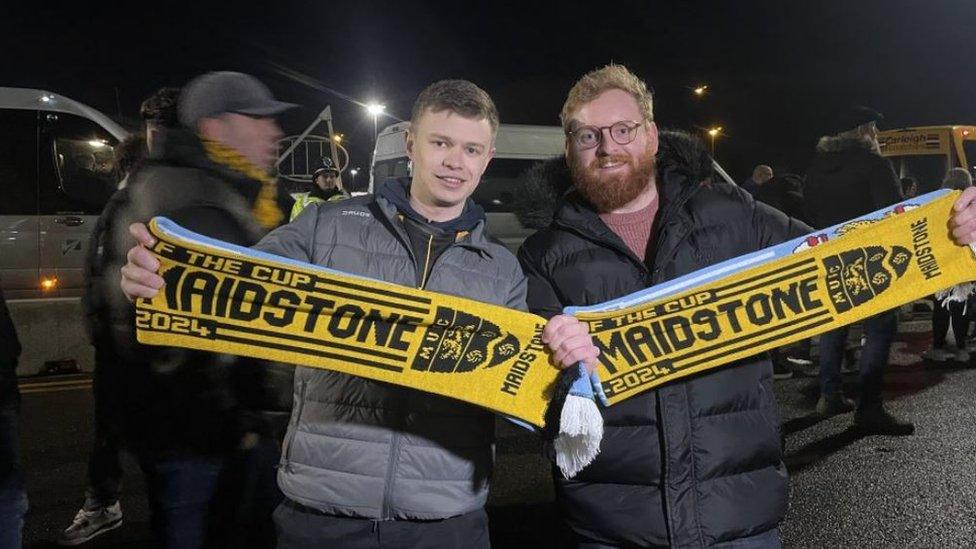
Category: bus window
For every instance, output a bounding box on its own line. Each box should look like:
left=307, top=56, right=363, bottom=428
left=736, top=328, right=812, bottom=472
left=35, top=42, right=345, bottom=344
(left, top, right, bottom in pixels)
left=963, top=141, right=976, bottom=178
left=890, top=155, right=948, bottom=195
left=372, top=158, right=411, bottom=189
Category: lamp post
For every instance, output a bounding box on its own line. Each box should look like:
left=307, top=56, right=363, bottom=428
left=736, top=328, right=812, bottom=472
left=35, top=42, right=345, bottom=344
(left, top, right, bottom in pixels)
left=366, top=103, right=386, bottom=148
left=693, top=84, right=708, bottom=97
left=707, top=126, right=722, bottom=156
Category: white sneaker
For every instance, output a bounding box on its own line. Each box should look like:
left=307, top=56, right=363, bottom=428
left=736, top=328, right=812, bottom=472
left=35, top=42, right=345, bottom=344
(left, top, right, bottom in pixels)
left=922, top=347, right=952, bottom=362
left=58, top=502, right=123, bottom=546
left=955, top=349, right=970, bottom=363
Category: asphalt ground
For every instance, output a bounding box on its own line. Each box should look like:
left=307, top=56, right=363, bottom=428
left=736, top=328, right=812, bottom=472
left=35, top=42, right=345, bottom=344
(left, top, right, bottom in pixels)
left=15, top=317, right=976, bottom=547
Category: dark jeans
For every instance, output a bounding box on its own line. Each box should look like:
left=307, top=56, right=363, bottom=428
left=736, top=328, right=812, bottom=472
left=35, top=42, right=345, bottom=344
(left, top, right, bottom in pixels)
left=932, top=298, right=970, bottom=349
left=576, top=528, right=782, bottom=548
left=819, top=310, right=897, bottom=409
left=0, top=403, right=28, bottom=549
left=140, top=455, right=225, bottom=549
left=85, top=344, right=125, bottom=508
left=139, top=436, right=282, bottom=549
left=274, top=500, right=490, bottom=549
left=211, top=436, right=283, bottom=549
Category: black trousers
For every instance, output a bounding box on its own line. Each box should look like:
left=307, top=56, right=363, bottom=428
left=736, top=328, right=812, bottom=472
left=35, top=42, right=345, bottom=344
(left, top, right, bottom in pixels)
left=86, top=343, right=125, bottom=507
left=932, top=298, right=970, bottom=349
left=274, top=500, right=490, bottom=549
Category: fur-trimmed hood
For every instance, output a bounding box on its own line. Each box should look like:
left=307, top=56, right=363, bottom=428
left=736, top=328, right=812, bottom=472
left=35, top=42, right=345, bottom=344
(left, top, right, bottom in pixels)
left=513, top=129, right=714, bottom=229
left=815, top=134, right=879, bottom=155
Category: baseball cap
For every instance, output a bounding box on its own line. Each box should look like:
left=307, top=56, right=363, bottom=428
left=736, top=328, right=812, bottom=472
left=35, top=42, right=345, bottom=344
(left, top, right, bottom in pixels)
left=178, top=71, right=297, bottom=129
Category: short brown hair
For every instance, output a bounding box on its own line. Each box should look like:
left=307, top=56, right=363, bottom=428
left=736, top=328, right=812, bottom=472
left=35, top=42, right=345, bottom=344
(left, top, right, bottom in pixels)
left=410, top=80, right=499, bottom=134
left=560, top=64, right=654, bottom=132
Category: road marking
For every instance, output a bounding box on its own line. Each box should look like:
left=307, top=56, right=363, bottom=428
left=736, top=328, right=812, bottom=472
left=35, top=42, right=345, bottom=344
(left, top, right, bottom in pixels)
left=19, top=380, right=92, bottom=394
left=19, top=378, right=92, bottom=389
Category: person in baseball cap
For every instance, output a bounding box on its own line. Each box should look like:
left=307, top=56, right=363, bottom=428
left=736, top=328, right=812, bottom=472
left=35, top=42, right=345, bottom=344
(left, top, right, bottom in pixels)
left=98, top=71, right=299, bottom=548
left=178, top=71, right=297, bottom=176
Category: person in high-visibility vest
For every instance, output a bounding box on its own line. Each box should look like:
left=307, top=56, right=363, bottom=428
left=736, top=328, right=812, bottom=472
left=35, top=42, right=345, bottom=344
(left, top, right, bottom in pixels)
left=290, top=157, right=348, bottom=220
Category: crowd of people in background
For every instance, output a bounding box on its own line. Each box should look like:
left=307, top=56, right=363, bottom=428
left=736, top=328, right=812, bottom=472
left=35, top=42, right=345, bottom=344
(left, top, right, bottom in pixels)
left=744, top=108, right=976, bottom=436
left=1, top=65, right=976, bottom=548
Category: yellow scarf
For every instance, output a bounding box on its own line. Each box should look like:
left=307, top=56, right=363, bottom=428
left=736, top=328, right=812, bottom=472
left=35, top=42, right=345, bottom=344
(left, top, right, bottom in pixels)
left=135, top=190, right=975, bottom=428
left=201, top=138, right=284, bottom=230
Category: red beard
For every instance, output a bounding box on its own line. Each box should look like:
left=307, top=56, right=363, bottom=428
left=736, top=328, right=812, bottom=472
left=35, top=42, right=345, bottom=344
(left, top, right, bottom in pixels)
left=570, top=144, right=656, bottom=213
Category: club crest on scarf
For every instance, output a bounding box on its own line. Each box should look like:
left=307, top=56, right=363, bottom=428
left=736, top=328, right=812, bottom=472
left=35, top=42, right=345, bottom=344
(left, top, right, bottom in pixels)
left=823, top=246, right=911, bottom=313
left=411, top=307, right=522, bottom=373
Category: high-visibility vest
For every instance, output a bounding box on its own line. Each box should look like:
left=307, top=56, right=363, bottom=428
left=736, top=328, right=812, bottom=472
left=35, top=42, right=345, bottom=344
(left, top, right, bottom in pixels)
left=289, top=191, right=348, bottom=221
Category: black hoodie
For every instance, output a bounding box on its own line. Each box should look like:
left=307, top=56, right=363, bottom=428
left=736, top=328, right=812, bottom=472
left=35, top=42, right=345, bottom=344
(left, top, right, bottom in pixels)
left=378, top=177, right=487, bottom=287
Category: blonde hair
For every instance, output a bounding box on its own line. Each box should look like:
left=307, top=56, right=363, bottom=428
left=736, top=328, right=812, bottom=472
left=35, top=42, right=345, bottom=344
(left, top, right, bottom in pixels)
left=560, top=64, right=654, bottom=132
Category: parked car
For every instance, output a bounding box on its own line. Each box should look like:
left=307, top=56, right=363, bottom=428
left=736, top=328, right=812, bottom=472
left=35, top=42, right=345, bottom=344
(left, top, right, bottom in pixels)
left=0, top=88, right=126, bottom=298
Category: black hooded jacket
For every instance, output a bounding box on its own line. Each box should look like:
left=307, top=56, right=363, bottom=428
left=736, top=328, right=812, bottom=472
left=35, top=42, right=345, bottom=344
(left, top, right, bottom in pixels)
left=108, top=128, right=293, bottom=458
left=803, top=135, right=903, bottom=229
left=517, top=131, right=810, bottom=547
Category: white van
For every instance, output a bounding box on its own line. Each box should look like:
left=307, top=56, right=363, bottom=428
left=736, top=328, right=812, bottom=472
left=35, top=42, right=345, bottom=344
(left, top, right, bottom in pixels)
left=369, top=122, right=565, bottom=250
left=0, top=88, right=127, bottom=299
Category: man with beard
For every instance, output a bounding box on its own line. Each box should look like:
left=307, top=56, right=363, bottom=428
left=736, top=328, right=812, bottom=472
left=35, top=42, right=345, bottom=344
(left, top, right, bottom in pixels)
left=518, top=64, right=811, bottom=548
left=522, top=65, right=976, bottom=548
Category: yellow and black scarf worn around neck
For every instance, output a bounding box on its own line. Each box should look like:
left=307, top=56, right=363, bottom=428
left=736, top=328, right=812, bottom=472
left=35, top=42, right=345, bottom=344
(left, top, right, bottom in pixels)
left=201, top=138, right=284, bottom=230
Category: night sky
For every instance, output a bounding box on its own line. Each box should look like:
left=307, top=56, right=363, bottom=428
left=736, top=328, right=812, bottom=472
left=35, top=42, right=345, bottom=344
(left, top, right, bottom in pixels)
left=6, top=0, right=975, bottom=183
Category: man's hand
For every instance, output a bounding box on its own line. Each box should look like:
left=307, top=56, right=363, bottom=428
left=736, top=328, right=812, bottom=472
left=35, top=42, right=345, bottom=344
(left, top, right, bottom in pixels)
left=120, top=223, right=164, bottom=301
left=950, top=186, right=976, bottom=245
left=541, top=314, right=600, bottom=372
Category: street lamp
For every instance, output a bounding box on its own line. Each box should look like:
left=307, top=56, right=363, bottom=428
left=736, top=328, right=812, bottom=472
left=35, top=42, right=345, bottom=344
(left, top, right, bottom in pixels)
left=706, top=126, right=722, bottom=156
left=366, top=103, right=386, bottom=146
left=349, top=168, right=360, bottom=193
left=693, top=84, right=708, bottom=97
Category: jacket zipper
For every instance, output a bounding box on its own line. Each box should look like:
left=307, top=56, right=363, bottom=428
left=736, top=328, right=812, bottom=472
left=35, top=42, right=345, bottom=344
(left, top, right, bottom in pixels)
left=380, top=417, right=404, bottom=519
left=283, top=379, right=308, bottom=473
left=382, top=233, right=432, bottom=519
left=381, top=235, right=466, bottom=519
left=418, top=234, right=434, bottom=289
left=657, top=392, right=678, bottom=545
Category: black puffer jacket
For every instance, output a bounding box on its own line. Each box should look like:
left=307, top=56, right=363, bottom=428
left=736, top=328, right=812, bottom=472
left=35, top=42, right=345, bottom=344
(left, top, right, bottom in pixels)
left=803, top=135, right=903, bottom=230
left=517, top=131, right=810, bottom=547
left=109, top=128, right=294, bottom=457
